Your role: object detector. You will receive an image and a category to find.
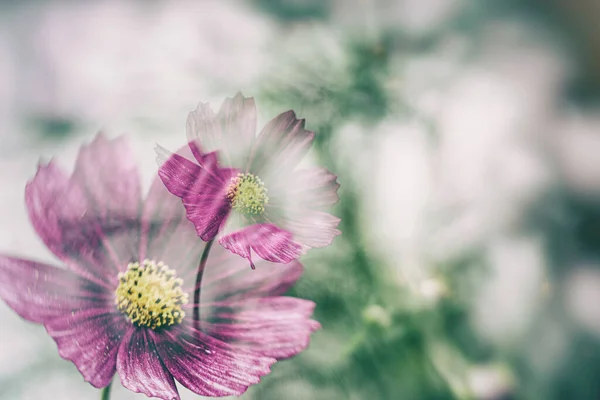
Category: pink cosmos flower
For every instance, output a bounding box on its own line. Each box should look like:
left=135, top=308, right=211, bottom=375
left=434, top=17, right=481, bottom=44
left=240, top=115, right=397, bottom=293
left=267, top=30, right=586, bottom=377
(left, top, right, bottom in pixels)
left=0, top=134, right=319, bottom=399
left=157, top=93, right=341, bottom=269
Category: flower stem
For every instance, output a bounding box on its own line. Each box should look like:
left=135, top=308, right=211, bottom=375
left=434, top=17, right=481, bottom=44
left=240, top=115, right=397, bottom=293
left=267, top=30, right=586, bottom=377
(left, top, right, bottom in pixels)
left=193, top=239, right=214, bottom=331
left=100, top=381, right=112, bottom=400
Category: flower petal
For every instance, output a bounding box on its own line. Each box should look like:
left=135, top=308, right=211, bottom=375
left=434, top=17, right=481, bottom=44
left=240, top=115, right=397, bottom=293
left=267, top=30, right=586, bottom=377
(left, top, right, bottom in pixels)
left=250, top=110, right=315, bottom=175
left=117, top=328, right=179, bottom=400
left=156, top=145, right=235, bottom=241
left=0, top=253, right=126, bottom=389
left=218, top=223, right=304, bottom=268
left=71, top=134, right=142, bottom=218
left=198, top=246, right=304, bottom=303
left=26, top=134, right=143, bottom=286
left=271, top=167, right=340, bottom=209
left=201, top=297, right=320, bottom=359
left=138, top=174, right=206, bottom=280
left=266, top=167, right=341, bottom=249
left=275, top=210, right=341, bottom=249
left=187, top=93, right=257, bottom=168
left=70, top=134, right=142, bottom=266
left=156, top=324, right=275, bottom=397
left=46, top=309, right=130, bottom=389
left=0, top=256, right=109, bottom=323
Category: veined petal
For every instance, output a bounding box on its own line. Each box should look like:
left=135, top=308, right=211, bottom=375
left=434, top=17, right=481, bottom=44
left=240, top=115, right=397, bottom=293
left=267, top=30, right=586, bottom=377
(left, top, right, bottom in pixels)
left=0, top=256, right=109, bottom=323
left=70, top=134, right=142, bottom=269
left=26, top=135, right=143, bottom=286
left=201, top=297, right=320, bottom=359
left=270, top=167, right=340, bottom=209
left=186, top=93, right=257, bottom=168
left=139, top=175, right=206, bottom=279
left=265, top=167, right=341, bottom=249
left=47, top=310, right=130, bottom=389
left=71, top=134, right=141, bottom=218
left=156, top=324, right=275, bottom=397
left=117, top=328, right=179, bottom=400
left=0, top=256, right=125, bottom=388
left=249, top=110, right=315, bottom=176
left=156, top=145, right=235, bottom=241
left=273, top=210, right=341, bottom=249
left=197, top=246, right=303, bottom=302
left=219, top=223, right=304, bottom=268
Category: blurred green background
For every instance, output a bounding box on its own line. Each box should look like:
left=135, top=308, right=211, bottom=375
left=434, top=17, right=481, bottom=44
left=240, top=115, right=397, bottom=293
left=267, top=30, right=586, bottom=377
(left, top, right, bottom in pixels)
left=3, top=0, right=600, bottom=399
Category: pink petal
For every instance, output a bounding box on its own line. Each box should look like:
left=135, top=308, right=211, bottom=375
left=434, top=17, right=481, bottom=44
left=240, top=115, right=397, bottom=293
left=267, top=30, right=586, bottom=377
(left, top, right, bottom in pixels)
left=138, top=175, right=207, bottom=281
left=71, top=134, right=141, bottom=218
left=218, top=223, right=304, bottom=268
left=0, top=256, right=110, bottom=324
left=249, top=110, right=315, bottom=175
left=70, top=134, right=142, bottom=264
left=26, top=135, right=143, bottom=286
left=46, top=309, right=130, bottom=389
left=0, top=256, right=126, bottom=388
left=117, top=328, right=179, bottom=400
left=156, top=324, right=275, bottom=397
left=186, top=93, right=257, bottom=168
left=198, top=246, right=304, bottom=302
left=201, top=297, right=320, bottom=359
left=157, top=145, right=235, bottom=241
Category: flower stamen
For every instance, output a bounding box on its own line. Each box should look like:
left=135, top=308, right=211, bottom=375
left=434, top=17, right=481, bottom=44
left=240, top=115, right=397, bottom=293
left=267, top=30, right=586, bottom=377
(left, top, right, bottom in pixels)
left=226, top=173, right=269, bottom=215
left=115, top=260, right=188, bottom=329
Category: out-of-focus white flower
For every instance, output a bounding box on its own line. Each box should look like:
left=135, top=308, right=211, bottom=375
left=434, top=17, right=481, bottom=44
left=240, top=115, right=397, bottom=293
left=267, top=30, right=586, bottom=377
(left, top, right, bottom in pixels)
left=433, top=32, right=563, bottom=257
left=5, top=0, right=272, bottom=127
left=553, top=110, right=600, bottom=198
left=467, top=364, right=514, bottom=400
left=366, top=121, right=434, bottom=287
left=473, top=237, right=546, bottom=347
left=565, top=266, right=600, bottom=337
left=419, top=277, right=448, bottom=302
left=331, top=0, right=463, bottom=35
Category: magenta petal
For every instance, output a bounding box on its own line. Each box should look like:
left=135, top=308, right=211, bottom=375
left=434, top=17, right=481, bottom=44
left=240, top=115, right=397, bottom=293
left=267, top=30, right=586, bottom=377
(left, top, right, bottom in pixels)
left=47, top=310, right=130, bottom=389
left=202, top=297, right=320, bottom=359
left=156, top=324, right=275, bottom=397
left=157, top=145, right=235, bottom=241
left=0, top=256, right=109, bottom=323
left=250, top=110, right=315, bottom=174
left=219, top=223, right=304, bottom=268
left=117, top=329, right=179, bottom=400
left=0, top=255, right=120, bottom=388
left=70, top=134, right=142, bottom=265
left=26, top=136, right=143, bottom=285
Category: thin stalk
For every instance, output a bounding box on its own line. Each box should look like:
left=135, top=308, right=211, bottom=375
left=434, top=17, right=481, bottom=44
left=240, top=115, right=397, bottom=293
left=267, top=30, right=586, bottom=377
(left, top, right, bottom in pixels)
left=193, top=239, right=215, bottom=331
left=100, top=381, right=112, bottom=400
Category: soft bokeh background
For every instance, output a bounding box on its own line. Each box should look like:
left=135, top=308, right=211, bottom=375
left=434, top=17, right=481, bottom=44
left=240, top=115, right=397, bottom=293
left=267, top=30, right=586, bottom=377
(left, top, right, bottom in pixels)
left=2, top=0, right=600, bottom=399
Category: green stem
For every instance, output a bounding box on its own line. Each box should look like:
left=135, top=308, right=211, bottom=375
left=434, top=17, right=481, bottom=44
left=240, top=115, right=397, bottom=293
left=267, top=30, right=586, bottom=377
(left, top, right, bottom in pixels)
left=193, top=239, right=215, bottom=331
left=100, top=381, right=112, bottom=400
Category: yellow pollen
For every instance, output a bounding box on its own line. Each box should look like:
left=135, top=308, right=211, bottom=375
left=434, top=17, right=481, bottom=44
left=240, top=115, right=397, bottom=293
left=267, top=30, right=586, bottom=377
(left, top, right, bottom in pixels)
left=115, top=260, right=188, bottom=330
left=226, top=173, right=269, bottom=215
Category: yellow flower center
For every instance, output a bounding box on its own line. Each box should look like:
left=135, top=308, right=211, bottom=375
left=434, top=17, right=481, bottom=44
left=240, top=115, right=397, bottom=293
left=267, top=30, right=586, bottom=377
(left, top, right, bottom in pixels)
left=226, top=173, right=269, bottom=215
left=115, top=260, right=188, bottom=330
